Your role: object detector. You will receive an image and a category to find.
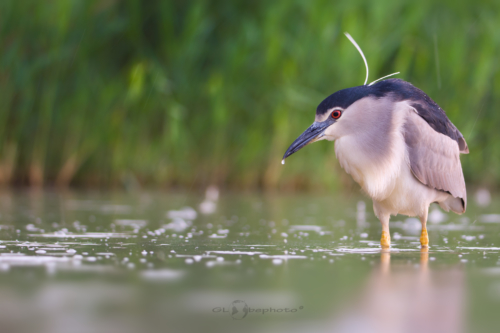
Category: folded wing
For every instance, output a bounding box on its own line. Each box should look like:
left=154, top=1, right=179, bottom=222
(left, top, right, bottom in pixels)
left=403, top=110, right=467, bottom=210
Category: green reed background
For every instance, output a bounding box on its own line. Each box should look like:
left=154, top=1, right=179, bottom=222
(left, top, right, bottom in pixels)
left=0, top=0, right=499, bottom=190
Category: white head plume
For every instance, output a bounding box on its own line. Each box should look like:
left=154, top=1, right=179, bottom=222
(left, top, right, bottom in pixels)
left=368, top=72, right=400, bottom=86
left=344, top=32, right=401, bottom=86
left=344, top=32, right=369, bottom=85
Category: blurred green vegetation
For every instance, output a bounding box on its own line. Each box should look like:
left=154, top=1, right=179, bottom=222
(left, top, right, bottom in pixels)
left=0, top=0, right=499, bottom=190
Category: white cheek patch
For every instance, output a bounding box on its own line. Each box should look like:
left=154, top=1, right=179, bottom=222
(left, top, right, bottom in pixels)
left=323, top=124, right=338, bottom=141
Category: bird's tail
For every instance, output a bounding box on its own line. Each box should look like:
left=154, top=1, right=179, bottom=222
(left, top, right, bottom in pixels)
left=438, top=195, right=466, bottom=214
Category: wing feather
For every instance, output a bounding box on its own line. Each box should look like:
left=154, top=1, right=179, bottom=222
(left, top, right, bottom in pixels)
left=404, top=111, right=467, bottom=209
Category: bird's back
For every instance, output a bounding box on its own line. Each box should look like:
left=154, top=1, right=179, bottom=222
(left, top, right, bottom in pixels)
left=371, top=79, right=469, bottom=154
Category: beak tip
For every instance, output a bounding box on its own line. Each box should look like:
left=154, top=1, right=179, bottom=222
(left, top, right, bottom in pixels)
left=282, top=121, right=327, bottom=164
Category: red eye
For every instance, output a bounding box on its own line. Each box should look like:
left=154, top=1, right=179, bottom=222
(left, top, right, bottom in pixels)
left=331, top=110, right=342, bottom=119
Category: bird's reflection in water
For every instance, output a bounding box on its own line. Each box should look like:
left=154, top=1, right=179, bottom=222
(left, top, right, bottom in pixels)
left=332, top=249, right=464, bottom=333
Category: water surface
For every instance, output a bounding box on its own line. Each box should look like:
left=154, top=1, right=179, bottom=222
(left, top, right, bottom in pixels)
left=0, top=189, right=499, bottom=333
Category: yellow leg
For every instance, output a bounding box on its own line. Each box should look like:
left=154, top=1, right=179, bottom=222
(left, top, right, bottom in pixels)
left=381, top=230, right=391, bottom=249
left=420, top=228, right=429, bottom=247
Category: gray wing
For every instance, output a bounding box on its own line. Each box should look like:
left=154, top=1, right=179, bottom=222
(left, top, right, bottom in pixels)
left=404, top=111, right=467, bottom=208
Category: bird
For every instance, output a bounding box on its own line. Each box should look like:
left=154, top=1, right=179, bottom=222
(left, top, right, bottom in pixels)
left=282, top=35, right=468, bottom=249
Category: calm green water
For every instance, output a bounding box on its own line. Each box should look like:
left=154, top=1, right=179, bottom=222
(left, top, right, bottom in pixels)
left=0, top=189, right=499, bottom=333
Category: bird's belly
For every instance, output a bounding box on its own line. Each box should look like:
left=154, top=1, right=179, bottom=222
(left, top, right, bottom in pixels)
left=335, top=135, right=404, bottom=201
left=374, top=165, right=445, bottom=217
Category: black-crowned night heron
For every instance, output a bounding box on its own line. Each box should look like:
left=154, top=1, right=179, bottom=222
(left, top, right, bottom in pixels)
left=282, top=36, right=468, bottom=248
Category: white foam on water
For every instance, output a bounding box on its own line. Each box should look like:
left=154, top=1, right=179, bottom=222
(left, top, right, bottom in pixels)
left=457, top=247, right=500, bottom=251
left=166, top=207, right=197, bottom=220
left=175, top=254, right=216, bottom=259
left=305, top=249, right=333, bottom=253
left=199, top=200, right=216, bottom=215
left=393, top=235, right=419, bottom=241
left=36, top=243, right=68, bottom=248
left=0, top=254, right=72, bottom=266
left=29, top=232, right=136, bottom=238
left=206, top=251, right=261, bottom=255
left=259, top=255, right=308, bottom=259
left=114, top=219, right=148, bottom=228
left=272, top=259, right=283, bottom=265
left=205, top=260, right=238, bottom=267
left=208, top=233, right=227, bottom=239
left=335, top=247, right=419, bottom=254
left=335, top=247, right=382, bottom=253
left=36, top=247, right=67, bottom=251
left=25, top=224, right=41, bottom=232
left=163, top=218, right=191, bottom=232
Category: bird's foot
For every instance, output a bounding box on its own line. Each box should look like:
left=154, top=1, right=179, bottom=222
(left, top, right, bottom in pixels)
left=420, top=228, right=429, bottom=247
left=380, top=231, right=391, bottom=249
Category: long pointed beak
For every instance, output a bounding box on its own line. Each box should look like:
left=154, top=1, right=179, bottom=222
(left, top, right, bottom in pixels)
left=282, top=121, right=331, bottom=162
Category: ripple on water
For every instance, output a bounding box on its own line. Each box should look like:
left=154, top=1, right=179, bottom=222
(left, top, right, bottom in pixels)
left=0, top=254, right=72, bottom=266
left=28, top=232, right=136, bottom=238
left=206, top=251, right=262, bottom=255
left=457, top=247, right=500, bottom=251
left=334, top=247, right=420, bottom=254
left=259, top=255, right=308, bottom=260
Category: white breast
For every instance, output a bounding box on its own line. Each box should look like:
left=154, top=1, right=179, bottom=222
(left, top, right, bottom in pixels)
left=332, top=98, right=410, bottom=202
